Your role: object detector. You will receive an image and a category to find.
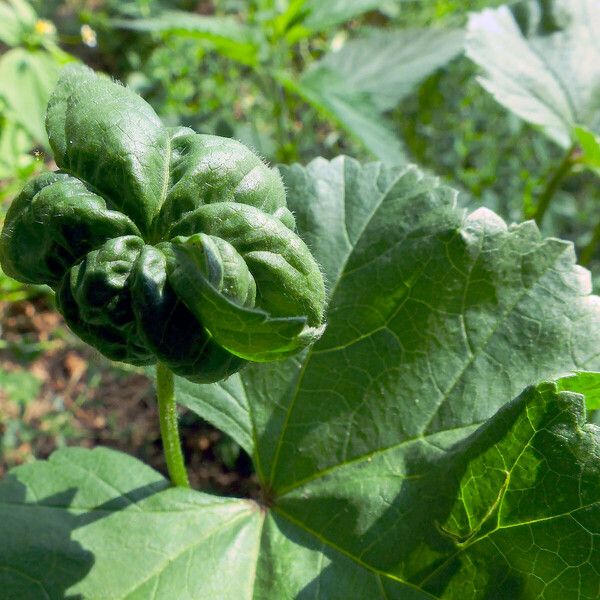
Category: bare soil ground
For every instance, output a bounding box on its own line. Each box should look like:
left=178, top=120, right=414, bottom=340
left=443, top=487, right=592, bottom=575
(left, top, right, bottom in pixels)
left=0, top=294, right=258, bottom=498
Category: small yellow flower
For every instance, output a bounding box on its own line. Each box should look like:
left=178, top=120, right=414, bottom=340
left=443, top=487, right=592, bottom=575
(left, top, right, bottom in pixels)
left=34, top=19, right=56, bottom=36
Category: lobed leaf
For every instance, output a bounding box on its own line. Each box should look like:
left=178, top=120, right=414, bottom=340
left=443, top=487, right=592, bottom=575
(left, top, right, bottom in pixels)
left=175, top=158, right=600, bottom=597
left=3, top=374, right=600, bottom=597
left=292, top=27, right=462, bottom=164
left=0, top=448, right=262, bottom=600
left=285, top=71, right=407, bottom=165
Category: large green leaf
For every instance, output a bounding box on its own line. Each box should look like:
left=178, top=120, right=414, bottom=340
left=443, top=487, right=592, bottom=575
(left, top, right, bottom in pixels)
left=4, top=159, right=600, bottom=597
left=182, top=157, right=600, bottom=460
left=312, top=28, right=464, bottom=112
left=178, top=158, right=600, bottom=596
left=466, top=0, right=600, bottom=148
left=4, top=378, right=600, bottom=597
left=0, top=447, right=263, bottom=599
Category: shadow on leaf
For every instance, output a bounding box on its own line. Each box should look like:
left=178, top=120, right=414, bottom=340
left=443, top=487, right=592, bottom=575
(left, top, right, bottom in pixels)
left=0, top=476, right=165, bottom=599
left=280, top=384, right=579, bottom=598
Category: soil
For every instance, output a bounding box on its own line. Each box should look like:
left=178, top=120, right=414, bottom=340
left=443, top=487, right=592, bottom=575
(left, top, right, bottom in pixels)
left=0, top=293, right=259, bottom=498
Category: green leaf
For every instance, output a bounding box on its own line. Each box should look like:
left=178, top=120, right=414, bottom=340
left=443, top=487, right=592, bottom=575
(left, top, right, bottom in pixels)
left=286, top=72, right=406, bottom=165
left=111, top=11, right=259, bottom=66
left=574, top=125, right=600, bottom=172
left=46, top=64, right=170, bottom=236
left=0, top=447, right=263, bottom=599
left=466, top=1, right=600, bottom=148
left=557, top=370, right=600, bottom=411
left=301, top=0, right=383, bottom=32
left=0, top=0, right=37, bottom=47
left=5, top=159, right=600, bottom=596
left=174, top=158, right=600, bottom=596
left=175, top=374, right=254, bottom=456
left=313, top=28, right=464, bottom=112
left=161, top=230, right=324, bottom=362
left=5, top=374, right=600, bottom=597
left=291, top=27, right=462, bottom=164
left=0, top=172, right=141, bottom=286
left=0, top=48, right=60, bottom=147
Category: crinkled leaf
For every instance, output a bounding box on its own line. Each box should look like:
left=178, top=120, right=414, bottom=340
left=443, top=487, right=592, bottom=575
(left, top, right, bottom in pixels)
left=57, top=235, right=155, bottom=366
left=46, top=64, right=170, bottom=236
left=466, top=1, right=600, bottom=148
left=130, top=244, right=247, bottom=383
left=162, top=235, right=323, bottom=362
left=2, top=66, right=325, bottom=379
left=155, top=129, right=292, bottom=237
left=166, top=202, right=325, bottom=326
left=0, top=172, right=140, bottom=286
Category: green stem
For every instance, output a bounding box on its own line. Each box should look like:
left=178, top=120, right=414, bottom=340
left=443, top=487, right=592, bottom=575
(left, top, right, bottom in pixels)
left=532, top=146, right=576, bottom=226
left=580, top=219, right=600, bottom=266
left=156, top=363, right=190, bottom=488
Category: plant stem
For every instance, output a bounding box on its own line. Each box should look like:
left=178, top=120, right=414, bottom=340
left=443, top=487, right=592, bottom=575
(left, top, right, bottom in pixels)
left=532, top=146, right=576, bottom=226
left=580, top=219, right=600, bottom=266
left=156, top=363, right=190, bottom=488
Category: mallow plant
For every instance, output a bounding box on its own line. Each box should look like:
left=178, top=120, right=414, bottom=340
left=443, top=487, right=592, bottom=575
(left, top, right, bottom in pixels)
left=2, top=65, right=600, bottom=599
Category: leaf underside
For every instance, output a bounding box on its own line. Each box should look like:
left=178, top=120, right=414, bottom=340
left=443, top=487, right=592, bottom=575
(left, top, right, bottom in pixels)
left=3, top=158, right=600, bottom=599
left=466, top=0, right=600, bottom=148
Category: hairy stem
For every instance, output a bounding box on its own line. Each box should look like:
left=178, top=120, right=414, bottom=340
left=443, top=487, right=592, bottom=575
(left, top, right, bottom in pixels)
left=532, top=146, right=576, bottom=226
left=156, top=363, right=190, bottom=488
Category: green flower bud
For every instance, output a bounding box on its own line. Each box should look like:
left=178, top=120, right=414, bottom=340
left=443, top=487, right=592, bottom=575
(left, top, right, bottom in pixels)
left=0, top=65, right=326, bottom=383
